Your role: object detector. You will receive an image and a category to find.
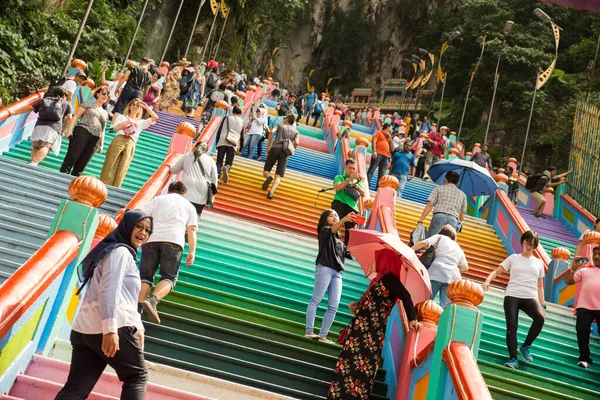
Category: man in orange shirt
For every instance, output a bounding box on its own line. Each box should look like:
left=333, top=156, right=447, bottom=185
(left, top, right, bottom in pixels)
left=366, top=123, right=393, bottom=189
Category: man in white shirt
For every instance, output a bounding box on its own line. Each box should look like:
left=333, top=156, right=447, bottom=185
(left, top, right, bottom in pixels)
left=130, top=181, right=198, bottom=324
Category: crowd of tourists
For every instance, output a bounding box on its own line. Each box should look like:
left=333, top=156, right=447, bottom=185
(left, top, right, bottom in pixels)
left=15, top=61, right=596, bottom=400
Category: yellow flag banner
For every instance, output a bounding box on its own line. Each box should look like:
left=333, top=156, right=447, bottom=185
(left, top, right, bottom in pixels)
left=272, top=47, right=279, bottom=56
left=221, top=0, right=229, bottom=18
left=210, top=0, right=218, bottom=15
left=307, top=68, right=316, bottom=91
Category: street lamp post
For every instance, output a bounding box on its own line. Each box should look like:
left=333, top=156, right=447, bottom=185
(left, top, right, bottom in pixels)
left=457, top=36, right=486, bottom=143
left=411, top=54, right=425, bottom=118
left=213, top=10, right=230, bottom=59
left=437, top=31, right=460, bottom=127
left=483, top=21, right=514, bottom=145
left=519, top=8, right=561, bottom=174
left=160, top=0, right=185, bottom=64
left=61, top=0, right=95, bottom=77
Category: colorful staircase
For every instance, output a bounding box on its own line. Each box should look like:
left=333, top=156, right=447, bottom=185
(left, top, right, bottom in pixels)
left=517, top=206, right=578, bottom=260
left=1, top=110, right=599, bottom=399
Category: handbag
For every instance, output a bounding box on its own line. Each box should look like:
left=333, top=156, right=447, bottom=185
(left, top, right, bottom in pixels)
left=196, top=156, right=217, bottom=208
left=420, top=236, right=441, bottom=269
left=224, top=117, right=241, bottom=146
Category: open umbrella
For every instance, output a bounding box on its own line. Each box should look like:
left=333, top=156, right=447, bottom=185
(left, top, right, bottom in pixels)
left=348, top=230, right=431, bottom=304
left=427, top=159, right=498, bottom=196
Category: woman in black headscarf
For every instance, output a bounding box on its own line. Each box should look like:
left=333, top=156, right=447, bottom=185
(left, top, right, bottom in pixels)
left=55, top=210, right=153, bottom=400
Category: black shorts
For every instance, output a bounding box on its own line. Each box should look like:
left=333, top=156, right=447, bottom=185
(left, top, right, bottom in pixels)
left=264, top=146, right=289, bottom=177
left=139, top=241, right=183, bottom=288
left=191, top=202, right=205, bottom=216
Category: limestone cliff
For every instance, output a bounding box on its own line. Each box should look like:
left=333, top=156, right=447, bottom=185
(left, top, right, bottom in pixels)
left=270, top=0, right=459, bottom=93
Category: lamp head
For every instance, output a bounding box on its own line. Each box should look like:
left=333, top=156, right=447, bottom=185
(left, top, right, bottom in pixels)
left=534, top=8, right=552, bottom=23
left=476, top=36, right=484, bottom=44
left=418, top=48, right=429, bottom=55
left=411, top=55, right=421, bottom=63
left=503, top=20, right=514, bottom=36
left=449, top=31, right=461, bottom=41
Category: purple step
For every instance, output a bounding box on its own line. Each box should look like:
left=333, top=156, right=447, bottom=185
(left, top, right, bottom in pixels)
left=144, top=111, right=199, bottom=138
left=517, top=207, right=578, bottom=245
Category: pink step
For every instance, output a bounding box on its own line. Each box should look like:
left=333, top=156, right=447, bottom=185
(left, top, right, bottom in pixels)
left=9, top=375, right=116, bottom=400
left=24, top=355, right=214, bottom=400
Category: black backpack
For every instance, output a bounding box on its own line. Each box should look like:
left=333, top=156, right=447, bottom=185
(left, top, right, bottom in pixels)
left=205, top=72, right=219, bottom=90
left=525, top=174, right=543, bottom=190
left=38, top=97, right=64, bottom=122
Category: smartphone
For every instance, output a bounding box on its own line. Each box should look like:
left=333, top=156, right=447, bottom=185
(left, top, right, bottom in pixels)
left=577, top=257, right=589, bottom=265
left=355, top=215, right=366, bottom=225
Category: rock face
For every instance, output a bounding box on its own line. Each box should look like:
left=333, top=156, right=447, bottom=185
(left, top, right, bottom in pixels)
left=270, top=0, right=450, bottom=92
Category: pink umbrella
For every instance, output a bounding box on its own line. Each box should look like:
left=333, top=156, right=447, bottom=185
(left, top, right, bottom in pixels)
left=348, top=229, right=432, bottom=304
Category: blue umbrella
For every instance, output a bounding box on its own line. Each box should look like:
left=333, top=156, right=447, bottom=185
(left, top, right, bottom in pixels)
left=427, top=159, right=498, bottom=196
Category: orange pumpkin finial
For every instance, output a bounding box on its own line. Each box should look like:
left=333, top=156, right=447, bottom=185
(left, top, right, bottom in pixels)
left=176, top=122, right=196, bottom=138
left=378, top=175, right=399, bottom=190
left=446, top=279, right=484, bottom=309
left=68, top=176, right=107, bottom=208
left=416, top=300, right=443, bottom=328
left=95, top=214, right=118, bottom=239
left=551, top=247, right=571, bottom=261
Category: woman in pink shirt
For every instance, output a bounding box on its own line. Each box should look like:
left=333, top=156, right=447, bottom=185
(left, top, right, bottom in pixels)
left=565, top=246, right=600, bottom=369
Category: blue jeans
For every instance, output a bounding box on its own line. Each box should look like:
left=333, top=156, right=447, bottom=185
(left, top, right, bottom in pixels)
left=305, top=265, right=342, bottom=338
left=427, top=213, right=458, bottom=238
left=392, top=173, right=408, bottom=198
left=242, top=134, right=262, bottom=159
left=367, top=154, right=390, bottom=188
left=430, top=280, right=450, bottom=308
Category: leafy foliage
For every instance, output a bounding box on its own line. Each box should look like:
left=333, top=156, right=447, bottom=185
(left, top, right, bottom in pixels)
left=410, top=0, right=600, bottom=171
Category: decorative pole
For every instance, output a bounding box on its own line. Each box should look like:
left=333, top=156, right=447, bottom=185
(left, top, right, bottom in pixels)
left=411, top=55, right=425, bottom=118
left=457, top=36, right=486, bottom=143
left=185, top=0, right=206, bottom=58
left=61, top=0, right=95, bottom=77
left=401, top=60, right=417, bottom=118
left=437, top=31, right=460, bottom=127
left=483, top=21, right=514, bottom=145
left=201, top=3, right=221, bottom=63
left=122, top=0, right=150, bottom=70
left=520, top=9, right=561, bottom=174
left=213, top=1, right=230, bottom=59
left=160, top=0, right=185, bottom=64
left=586, top=32, right=600, bottom=105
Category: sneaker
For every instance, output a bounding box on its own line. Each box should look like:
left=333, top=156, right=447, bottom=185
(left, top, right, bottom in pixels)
left=221, top=166, right=229, bottom=184
left=142, top=296, right=161, bottom=324
left=578, top=361, right=590, bottom=369
left=504, top=358, right=519, bottom=369
left=519, top=345, right=534, bottom=363
left=267, top=192, right=274, bottom=200
left=305, top=333, right=319, bottom=339
left=262, top=176, right=273, bottom=190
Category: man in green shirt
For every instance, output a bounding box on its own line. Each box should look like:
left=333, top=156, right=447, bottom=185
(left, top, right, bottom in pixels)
left=331, top=159, right=367, bottom=255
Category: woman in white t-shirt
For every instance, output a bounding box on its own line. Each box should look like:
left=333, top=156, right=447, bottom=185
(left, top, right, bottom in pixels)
left=100, top=98, right=158, bottom=188
left=215, top=106, right=245, bottom=184
left=483, top=230, right=546, bottom=370
left=412, top=224, right=468, bottom=308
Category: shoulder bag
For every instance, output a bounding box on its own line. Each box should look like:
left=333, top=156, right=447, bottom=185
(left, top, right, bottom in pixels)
left=224, top=117, right=241, bottom=146
left=420, top=236, right=441, bottom=269
left=282, top=127, right=296, bottom=157
left=196, top=156, right=217, bottom=208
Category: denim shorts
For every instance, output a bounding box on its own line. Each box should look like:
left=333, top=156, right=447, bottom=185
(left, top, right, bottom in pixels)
left=139, top=241, right=183, bottom=288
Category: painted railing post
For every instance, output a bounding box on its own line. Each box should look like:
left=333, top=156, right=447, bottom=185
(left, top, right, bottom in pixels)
left=426, top=280, right=486, bottom=400
left=395, top=300, right=443, bottom=400
left=367, top=176, right=399, bottom=232
left=207, top=100, right=230, bottom=154
left=553, top=183, right=566, bottom=219
left=545, top=247, right=572, bottom=305
left=36, top=176, right=107, bottom=354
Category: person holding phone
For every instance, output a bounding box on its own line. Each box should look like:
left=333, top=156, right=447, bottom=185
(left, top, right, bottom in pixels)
left=305, top=209, right=357, bottom=343
left=331, top=159, right=366, bottom=257
left=565, top=247, right=600, bottom=369
left=482, top=230, right=546, bottom=370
